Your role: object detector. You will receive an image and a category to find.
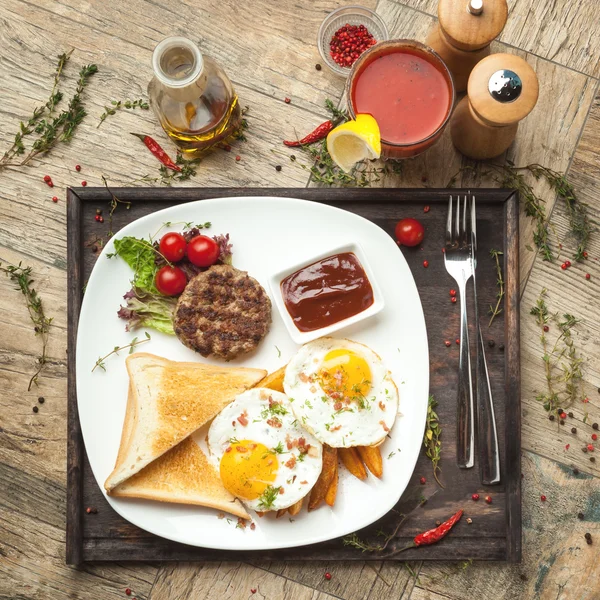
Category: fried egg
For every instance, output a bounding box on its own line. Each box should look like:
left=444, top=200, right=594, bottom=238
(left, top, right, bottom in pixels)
left=207, top=388, right=323, bottom=512
left=283, top=338, right=399, bottom=447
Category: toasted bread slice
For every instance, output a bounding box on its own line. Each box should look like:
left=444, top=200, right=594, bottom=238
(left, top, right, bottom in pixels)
left=104, top=352, right=266, bottom=492
left=111, top=437, right=249, bottom=519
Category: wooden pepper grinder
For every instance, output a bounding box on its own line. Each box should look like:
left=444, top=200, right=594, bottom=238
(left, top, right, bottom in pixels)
left=426, top=0, right=508, bottom=92
left=450, top=53, right=539, bottom=160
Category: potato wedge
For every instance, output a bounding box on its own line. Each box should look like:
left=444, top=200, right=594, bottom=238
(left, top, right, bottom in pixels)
left=324, top=459, right=338, bottom=507
left=357, top=445, right=383, bottom=478
left=339, top=447, right=367, bottom=480
left=276, top=508, right=287, bottom=518
left=287, top=498, right=303, bottom=516
left=257, top=365, right=286, bottom=392
left=308, top=445, right=338, bottom=511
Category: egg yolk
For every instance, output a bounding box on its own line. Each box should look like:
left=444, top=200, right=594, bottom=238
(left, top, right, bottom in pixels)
left=219, top=440, right=278, bottom=500
left=319, top=349, right=372, bottom=398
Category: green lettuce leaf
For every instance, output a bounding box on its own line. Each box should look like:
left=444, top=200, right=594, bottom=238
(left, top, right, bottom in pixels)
left=113, top=236, right=158, bottom=292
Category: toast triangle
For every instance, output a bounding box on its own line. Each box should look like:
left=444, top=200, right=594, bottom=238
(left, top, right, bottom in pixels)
left=111, top=437, right=250, bottom=519
left=104, top=352, right=266, bottom=492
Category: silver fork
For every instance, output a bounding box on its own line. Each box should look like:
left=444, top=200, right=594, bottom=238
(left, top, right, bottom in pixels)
left=471, top=195, right=501, bottom=484
left=444, top=195, right=475, bottom=469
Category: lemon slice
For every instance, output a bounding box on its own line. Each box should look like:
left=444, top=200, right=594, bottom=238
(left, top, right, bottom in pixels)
left=326, top=114, right=381, bottom=173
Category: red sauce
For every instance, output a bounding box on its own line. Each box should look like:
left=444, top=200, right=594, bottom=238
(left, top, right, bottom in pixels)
left=352, top=49, right=451, bottom=144
left=280, top=252, right=374, bottom=333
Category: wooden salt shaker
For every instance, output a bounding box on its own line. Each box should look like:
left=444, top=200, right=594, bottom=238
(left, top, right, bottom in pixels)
left=426, top=0, right=508, bottom=92
left=450, top=53, right=539, bottom=160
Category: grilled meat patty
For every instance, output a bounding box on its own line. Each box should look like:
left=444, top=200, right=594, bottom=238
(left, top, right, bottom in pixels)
left=174, top=264, right=272, bottom=360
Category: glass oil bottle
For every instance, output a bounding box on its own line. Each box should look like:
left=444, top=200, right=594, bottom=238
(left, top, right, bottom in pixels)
left=148, top=37, right=242, bottom=157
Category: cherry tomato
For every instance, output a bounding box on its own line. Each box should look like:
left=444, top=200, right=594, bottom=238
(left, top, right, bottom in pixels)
left=159, top=232, right=187, bottom=263
left=187, top=235, right=220, bottom=267
left=155, top=266, right=187, bottom=296
left=395, top=218, right=425, bottom=247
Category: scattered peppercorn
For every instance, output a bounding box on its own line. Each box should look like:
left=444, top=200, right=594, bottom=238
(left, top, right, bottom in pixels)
left=590, top=456, right=596, bottom=463
left=584, top=532, right=592, bottom=541
left=43, top=175, right=51, bottom=182
left=96, top=208, right=102, bottom=215
left=568, top=412, right=574, bottom=418
left=466, top=517, right=473, bottom=524
left=543, top=325, right=549, bottom=332
left=592, top=434, right=598, bottom=441
left=81, top=181, right=87, bottom=186
left=450, top=289, right=456, bottom=297
left=52, top=196, right=58, bottom=203
left=251, top=589, right=257, bottom=595
left=324, top=572, right=332, bottom=580
left=583, top=446, right=588, bottom=453
left=560, top=412, right=567, bottom=419
left=520, top=574, right=527, bottom=582
left=445, top=340, right=451, bottom=347
left=578, top=512, right=584, bottom=519
left=561, top=263, right=567, bottom=270
left=420, top=476, right=426, bottom=485
left=290, top=154, right=296, bottom=161
left=423, top=260, right=429, bottom=268
left=571, top=427, right=577, bottom=434
left=235, top=155, right=241, bottom=161
left=560, top=419, right=565, bottom=426
left=424, top=205, right=430, bottom=213
left=275, top=165, right=282, bottom=171
left=565, top=443, right=570, bottom=450
left=549, top=414, right=555, bottom=421
left=125, top=589, right=132, bottom=596
left=472, top=493, right=480, bottom=501
left=540, top=495, right=547, bottom=502
left=573, top=468, right=579, bottom=475
left=99, top=216, right=104, bottom=223
left=92, top=246, right=98, bottom=253
left=421, top=175, right=428, bottom=183
left=593, top=423, right=599, bottom=430
left=499, top=343, right=504, bottom=351
left=565, top=260, right=572, bottom=267
left=329, top=23, right=377, bottom=68
left=583, top=251, right=588, bottom=258
left=284, top=97, right=291, bottom=104
left=585, top=273, right=591, bottom=280
left=75, top=164, right=81, bottom=172
left=32, top=406, right=39, bottom=413
left=86, top=507, right=91, bottom=514
left=38, top=397, right=45, bottom=404
left=315, top=63, right=322, bottom=71
left=587, top=444, right=594, bottom=452
left=451, top=297, right=457, bottom=303
left=455, top=338, right=460, bottom=345
left=488, top=339, right=495, bottom=347
left=485, top=495, right=492, bottom=504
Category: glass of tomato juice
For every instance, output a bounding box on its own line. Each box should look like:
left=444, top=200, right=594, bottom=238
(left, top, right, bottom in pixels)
left=346, top=39, right=455, bottom=159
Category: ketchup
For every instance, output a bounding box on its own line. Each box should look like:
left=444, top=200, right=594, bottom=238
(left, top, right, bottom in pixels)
left=280, top=252, right=374, bottom=332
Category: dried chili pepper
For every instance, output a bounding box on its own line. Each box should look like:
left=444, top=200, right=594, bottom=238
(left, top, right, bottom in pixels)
left=413, top=509, right=463, bottom=546
left=283, top=120, right=334, bottom=147
left=131, top=133, right=182, bottom=172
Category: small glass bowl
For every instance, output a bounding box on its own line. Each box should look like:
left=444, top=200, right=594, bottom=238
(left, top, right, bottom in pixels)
left=317, top=6, right=389, bottom=77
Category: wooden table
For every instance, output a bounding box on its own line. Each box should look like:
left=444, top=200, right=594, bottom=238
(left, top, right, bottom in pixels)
left=0, top=1, right=598, bottom=598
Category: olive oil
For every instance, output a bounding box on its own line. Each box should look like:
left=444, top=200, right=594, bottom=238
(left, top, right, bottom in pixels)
left=148, top=37, right=242, bottom=157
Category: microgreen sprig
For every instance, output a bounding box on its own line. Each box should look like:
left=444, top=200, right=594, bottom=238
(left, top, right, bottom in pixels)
left=488, top=249, right=504, bottom=327
left=423, top=395, right=443, bottom=488
left=97, top=98, right=149, bottom=128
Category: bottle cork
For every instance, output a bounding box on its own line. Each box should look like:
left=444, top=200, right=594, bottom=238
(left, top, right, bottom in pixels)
left=426, top=0, right=508, bottom=92
left=450, top=53, right=539, bottom=160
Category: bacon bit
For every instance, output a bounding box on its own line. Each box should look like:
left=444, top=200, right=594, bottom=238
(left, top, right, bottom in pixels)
left=279, top=487, right=285, bottom=494
left=236, top=445, right=248, bottom=453
left=266, top=458, right=274, bottom=466
left=267, top=417, right=282, bottom=428
left=308, top=446, right=319, bottom=457
left=291, top=475, right=297, bottom=483
left=217, top=512, right=225, bottom=519
left=298, top=437, right=306, bottom=447
left=225, top=446, right=232, bottom=453
left=333, top=401, right=343, bottom=411
left=231, top=421, right=236, bottom=427
left=380, top=420, right=390, bottom=432
left=379, top=401, right=386, bottom=411
left=247, top=443, right=257, bottom=450
left=286, top=434, right=296, bottom=450
left=237, top=413, right=249, bottom=426
left=237, top=518, right=247, bottom=529
left=299, top=372, right=309, bottom=383
left=300, top=480, right=308, bottom=484
left=330, top=425, right=342, bottom=432
left=285, top=455, right=297, bottom=469
left=256, top=512, right=265, bottom=517
left=250, top=522, right=256, bottom=530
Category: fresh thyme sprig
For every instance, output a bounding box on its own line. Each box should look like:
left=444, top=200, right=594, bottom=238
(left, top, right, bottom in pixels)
left=530, top=289, right=584, bottom=415
left=488, top=249, right=504, bottom=327
left=101, top=176, right=132, bottom=237
left=0, top=261, right=53, bottom=390
left=92, top=332, right=151, bottom=372
left=0, top=51, right=73, bottom=168
left=423, top=395, right=443, bottom=488
left=343, top=512, right=408, bottom=553
left=447, top=162, right=590, bottom=262
left=149, top=220, right=211, bottom=242
left=97, top=98, right=149, bottom=128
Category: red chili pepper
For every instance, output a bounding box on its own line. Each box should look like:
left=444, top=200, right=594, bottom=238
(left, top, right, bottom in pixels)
left=131, top=133, right=182, bottom=172
left=414, top=509, right=463, bottom=546
left=283, top=120, right=334, bottom=147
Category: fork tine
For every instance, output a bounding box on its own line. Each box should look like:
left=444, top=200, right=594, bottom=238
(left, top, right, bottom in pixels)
left=471, top=194, right=477, bottom=251
left=446, top=195, right=453, bottom=244
left=464, top=195, right=470, bottom=245
left=454, top=193, right=460, bottom=241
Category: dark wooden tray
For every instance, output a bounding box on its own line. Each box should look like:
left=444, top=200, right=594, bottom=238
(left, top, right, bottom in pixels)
left=66, top=187, right=520, bottom=565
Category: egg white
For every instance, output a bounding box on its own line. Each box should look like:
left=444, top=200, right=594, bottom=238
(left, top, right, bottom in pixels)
left=207, top=388, right=323, bottom=512
left=283, top=338, right=399, bottom=447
